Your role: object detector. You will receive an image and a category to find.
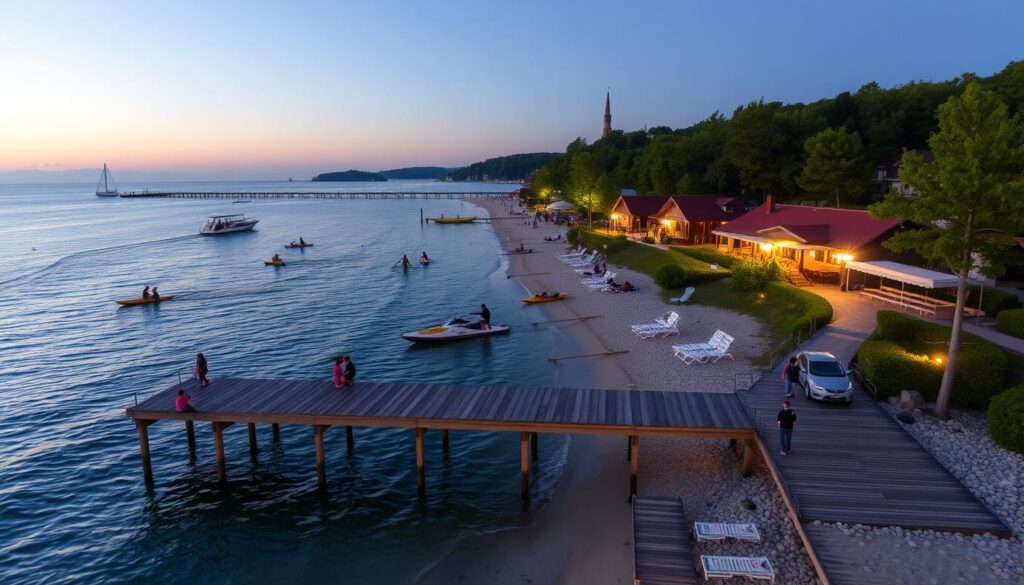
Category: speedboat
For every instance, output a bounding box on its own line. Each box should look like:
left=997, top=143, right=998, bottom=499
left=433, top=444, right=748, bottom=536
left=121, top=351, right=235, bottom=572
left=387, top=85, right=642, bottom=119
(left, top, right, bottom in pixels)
left=200, top=214, right=259, bottom=235
left=402, top=316, right=510, bottom=342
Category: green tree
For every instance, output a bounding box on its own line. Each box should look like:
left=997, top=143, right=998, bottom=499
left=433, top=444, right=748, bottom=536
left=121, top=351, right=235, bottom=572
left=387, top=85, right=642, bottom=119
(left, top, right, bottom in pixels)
left=568, top=152, right=616, bottom=226
left=797, top=127, right=871, bottom=207
left=724, top=100, right=789, bottom=198
left=870, top=82, right=1024, bottom=419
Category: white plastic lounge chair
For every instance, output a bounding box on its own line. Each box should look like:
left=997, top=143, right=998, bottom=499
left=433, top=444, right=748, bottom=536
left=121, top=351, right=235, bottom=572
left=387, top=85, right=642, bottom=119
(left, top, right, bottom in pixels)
left=631, top=312, right=679, bottom=339
left=556, top=245, right=585, bottom=259
left=558, top=250, right=589, bottom=263
left=694, top=522, right=761, bottom=542
left=669, top=287, right=695, bottom=304
left=565, top=253, right=598, bottom=267
left=672, top=330, right=734, bottom=365
left=582, top=273, right=615, bottom=287
left=700, top=556, right=774, bottom=582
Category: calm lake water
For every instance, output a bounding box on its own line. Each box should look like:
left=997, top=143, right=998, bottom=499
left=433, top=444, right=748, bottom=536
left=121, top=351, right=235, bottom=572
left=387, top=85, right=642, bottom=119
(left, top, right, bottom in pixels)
left=0, top=181, right=577, bottom=584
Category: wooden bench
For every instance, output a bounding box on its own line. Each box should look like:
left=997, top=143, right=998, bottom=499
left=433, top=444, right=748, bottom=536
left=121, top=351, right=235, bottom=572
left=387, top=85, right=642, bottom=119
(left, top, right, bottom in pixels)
left=633, top=496, right=698, bottom=585
left=879, top=285, right=983, bottom=317
left=860, top=289, right=937, bottom=317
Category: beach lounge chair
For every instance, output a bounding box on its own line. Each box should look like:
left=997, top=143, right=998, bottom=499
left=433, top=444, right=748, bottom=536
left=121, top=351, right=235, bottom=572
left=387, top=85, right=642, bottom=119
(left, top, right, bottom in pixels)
left=694, top=522, right=761, bottom=542
left=565, top=253, right=598, bottom=267
left=671, top=330, right=734, bottom=365
left=581, top=272, right=615, bottom=286
left=584, top=274, right=617, bottom=290
left=557, top=245, right=585, bottom=259
left=631, top=311, right=679, bottom=339
left=669, top=287, right=695, bottom=304
left=700, top=556, right=774, bottom=583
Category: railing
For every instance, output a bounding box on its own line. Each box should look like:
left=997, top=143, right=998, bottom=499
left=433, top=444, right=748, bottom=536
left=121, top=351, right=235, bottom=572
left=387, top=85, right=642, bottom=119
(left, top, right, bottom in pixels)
left=766, top=317, right=822, bottom=372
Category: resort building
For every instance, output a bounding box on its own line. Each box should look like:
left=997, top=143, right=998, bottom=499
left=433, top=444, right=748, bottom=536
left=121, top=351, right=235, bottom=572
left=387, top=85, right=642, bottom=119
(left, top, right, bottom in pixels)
left=651, top=195, right=745, bottom=245
left=608, top=195, right=669, bottom=234
left=712, top=196, right=901, bottom=285
left=874, top=149, right=932, bottom=195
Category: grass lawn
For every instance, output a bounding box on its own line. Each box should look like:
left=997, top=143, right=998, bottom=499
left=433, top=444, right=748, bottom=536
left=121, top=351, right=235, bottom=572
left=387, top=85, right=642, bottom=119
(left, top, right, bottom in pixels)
left=575, top=231, right=834, bottom=367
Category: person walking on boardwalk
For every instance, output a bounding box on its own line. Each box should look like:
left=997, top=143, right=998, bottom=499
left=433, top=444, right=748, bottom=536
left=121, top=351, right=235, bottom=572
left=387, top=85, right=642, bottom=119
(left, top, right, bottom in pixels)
left=781, top=356, right=800, bottom=398
left=777, top=400, right=796, bottom=455
left=332, top=357, right=343, bottom=389
left=341, top=355, right=356, bottom=387
left=175, top=389, right=197, bottom=413
left=195, top=353, right=209, bottom=387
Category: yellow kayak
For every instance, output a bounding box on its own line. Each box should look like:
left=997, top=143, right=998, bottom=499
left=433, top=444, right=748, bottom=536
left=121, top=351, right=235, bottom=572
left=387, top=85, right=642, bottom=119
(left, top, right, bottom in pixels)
left=265, top=259, right=286, bottom=266
left=432, top=216, right=477, bottom=224
left=116, top=296, right=174, bottom=306
left=522, top=293, right=567, bottom=303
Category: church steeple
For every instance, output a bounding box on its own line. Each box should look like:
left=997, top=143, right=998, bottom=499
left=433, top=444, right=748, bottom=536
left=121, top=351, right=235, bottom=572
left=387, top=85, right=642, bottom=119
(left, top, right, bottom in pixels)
left=602, top=90, right=612, bottom=138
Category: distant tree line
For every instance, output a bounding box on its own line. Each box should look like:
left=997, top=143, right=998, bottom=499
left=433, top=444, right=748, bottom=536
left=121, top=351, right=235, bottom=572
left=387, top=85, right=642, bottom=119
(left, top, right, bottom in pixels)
left=532, top=61, right=1024, bottom=209
left=447, top=152, right=561, bottom=181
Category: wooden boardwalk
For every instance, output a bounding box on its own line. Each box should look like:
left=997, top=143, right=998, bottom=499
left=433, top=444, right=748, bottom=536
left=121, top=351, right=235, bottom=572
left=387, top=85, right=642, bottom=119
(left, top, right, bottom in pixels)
left=632, top=496, right=698, bottom=585
left=738, top=376, right=1008, bottom=536
left=127, top=378, right=756, bottom=495
left=118, top=191, right=510, bottom=200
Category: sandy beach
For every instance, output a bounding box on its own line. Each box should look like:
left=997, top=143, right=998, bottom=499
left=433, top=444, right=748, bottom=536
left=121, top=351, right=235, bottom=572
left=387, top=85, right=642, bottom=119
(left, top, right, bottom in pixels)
left=419, top=199, right=819, bottom=584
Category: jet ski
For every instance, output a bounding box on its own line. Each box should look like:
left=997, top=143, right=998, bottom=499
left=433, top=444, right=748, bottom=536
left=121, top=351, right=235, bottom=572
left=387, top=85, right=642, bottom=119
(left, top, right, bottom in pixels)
left=402, top=316, right=510, bottom=342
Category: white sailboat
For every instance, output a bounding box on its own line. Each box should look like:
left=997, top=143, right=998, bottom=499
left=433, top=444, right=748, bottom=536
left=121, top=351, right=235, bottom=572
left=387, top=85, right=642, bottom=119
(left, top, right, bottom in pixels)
left=95, top=163, right=119, bottom=197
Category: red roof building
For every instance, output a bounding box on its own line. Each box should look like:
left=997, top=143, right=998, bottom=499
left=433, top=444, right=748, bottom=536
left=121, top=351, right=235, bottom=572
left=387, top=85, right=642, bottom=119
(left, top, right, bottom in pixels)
left=608, top=195, right=670, bottom=233
left=712, top=196, right=902, bottom=282
left=651, top=195, right=746, bottom=244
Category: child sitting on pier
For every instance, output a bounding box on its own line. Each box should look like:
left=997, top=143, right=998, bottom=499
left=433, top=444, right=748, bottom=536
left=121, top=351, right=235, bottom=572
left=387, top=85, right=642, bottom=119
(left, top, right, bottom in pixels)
left=175, top=390, right=197, bottom=413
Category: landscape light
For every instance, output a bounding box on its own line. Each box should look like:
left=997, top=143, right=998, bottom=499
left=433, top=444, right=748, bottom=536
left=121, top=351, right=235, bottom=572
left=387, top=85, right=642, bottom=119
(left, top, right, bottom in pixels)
left=760, top=243, right=774, bottom=252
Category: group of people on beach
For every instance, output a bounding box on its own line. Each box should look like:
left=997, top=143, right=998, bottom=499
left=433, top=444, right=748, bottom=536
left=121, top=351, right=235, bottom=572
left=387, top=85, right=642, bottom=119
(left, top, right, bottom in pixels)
left=141, top=286, right=160, bottom=301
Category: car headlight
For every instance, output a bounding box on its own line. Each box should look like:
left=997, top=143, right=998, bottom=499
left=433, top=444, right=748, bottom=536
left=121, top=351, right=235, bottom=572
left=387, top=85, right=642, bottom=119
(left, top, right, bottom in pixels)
left=847, top=381, right=853, bottom=391
left=809, top=380, right=824, bottom=391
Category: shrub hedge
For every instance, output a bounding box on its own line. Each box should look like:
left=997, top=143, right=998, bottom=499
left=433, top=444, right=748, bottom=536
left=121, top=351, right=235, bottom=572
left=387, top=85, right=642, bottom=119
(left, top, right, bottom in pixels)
left=675, top=245, right=739, bottom=269
left=655, top=264, right=729, bottom=289
left=995, top=308, right=1024, bottom=339
left=859, top=311, right=1008, bottom=408
left=988, top=385, right=1024, bottom=454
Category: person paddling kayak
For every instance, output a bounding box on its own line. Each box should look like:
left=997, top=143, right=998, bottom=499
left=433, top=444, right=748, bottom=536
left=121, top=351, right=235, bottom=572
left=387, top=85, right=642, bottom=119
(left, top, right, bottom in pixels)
left=142, top=286, right=150, bottom=299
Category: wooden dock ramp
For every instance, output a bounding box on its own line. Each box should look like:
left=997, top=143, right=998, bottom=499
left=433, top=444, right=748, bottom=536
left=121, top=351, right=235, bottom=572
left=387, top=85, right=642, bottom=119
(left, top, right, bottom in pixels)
left=632, top=496, right=697, bottom=585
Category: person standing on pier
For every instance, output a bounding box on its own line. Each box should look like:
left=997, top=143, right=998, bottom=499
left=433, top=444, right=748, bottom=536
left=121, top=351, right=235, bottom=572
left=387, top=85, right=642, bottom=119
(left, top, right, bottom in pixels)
left=781, top=356, right=800, bottom=398
left=341, top=355, right=356, bottom=387
left=333, top=357, right=344, bottom=389
left=195, top=353, right=209, bottom=387
left=777, top=401, right=796, bottom=455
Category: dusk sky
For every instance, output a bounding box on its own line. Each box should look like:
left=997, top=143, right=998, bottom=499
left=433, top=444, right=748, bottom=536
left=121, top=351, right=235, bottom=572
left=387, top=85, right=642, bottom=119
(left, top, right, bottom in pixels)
left=2, top=0, right=1023, bottom=180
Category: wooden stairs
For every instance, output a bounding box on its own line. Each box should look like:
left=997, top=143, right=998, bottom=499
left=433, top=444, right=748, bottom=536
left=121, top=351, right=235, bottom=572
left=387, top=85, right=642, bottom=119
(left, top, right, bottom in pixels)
left=780, top=261, right=812, bottom=287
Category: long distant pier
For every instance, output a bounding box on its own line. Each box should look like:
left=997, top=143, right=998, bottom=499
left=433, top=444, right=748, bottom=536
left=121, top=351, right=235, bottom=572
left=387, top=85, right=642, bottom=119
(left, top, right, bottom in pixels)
left=118, top=191, right=512, bottom=200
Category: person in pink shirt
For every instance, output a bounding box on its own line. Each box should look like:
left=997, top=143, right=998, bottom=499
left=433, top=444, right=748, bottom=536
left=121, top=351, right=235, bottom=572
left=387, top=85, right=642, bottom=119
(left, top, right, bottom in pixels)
left=332, top=357, right=343, bottom=389
left=175, top=389, right=196, bottom=413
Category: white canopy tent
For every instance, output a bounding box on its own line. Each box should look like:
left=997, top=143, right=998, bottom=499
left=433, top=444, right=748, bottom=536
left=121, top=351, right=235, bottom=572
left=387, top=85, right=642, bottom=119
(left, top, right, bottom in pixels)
left=844, top=260, right=983, bottom=321
left=845, top=261, right=962, bottom=289
left=546, top=200, right=575, bottom=212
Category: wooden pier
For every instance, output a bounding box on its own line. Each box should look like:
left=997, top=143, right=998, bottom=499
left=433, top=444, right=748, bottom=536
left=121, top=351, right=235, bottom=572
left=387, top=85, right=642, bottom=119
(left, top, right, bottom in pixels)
left=126, top=378, right=757, bottom=497
left=117, top=191, right=511, bottom=200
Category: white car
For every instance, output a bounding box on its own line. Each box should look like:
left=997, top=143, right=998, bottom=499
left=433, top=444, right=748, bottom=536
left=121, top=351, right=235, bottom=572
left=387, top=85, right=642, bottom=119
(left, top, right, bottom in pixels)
left=797, top=351, right=853, bottom=403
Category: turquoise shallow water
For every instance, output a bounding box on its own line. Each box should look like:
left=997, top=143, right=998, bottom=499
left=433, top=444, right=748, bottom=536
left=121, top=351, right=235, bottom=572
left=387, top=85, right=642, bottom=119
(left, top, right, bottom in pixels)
left=0, top=181, right=574, bottom=584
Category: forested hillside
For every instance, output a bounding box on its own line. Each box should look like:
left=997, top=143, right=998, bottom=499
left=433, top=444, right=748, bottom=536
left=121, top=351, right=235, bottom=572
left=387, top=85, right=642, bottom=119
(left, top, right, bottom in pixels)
left=448, top=153, right=560, bottom=181
left=532, top=61, right=1024, bottom=206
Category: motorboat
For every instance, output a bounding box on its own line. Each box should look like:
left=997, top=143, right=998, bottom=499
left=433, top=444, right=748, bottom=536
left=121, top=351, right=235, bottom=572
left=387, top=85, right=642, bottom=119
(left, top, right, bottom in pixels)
left=402, top=316, right=510, bottom=342
left=200, top=214, right=259, bottom=235
left=96, top=163, right=119, bottom=197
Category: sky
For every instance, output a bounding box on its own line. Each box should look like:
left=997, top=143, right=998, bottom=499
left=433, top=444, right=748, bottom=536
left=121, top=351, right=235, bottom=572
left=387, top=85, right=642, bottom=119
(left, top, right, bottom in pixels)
left=1, top=0, right=1023, bottom=181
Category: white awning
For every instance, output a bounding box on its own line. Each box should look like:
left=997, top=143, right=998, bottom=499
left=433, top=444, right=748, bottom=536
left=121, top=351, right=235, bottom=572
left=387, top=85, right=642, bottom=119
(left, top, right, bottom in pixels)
left=845, top=260, right=963, bottom=289
left=546, top=200, right=574, bottom=211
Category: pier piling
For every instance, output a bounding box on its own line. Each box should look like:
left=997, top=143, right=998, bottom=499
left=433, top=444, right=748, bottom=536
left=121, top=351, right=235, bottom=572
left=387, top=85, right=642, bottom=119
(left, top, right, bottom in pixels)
left=441, top=429, right=449, bottom=456
left=531, top=432, right=538, bottom=457
left=741, top=439, right=756, bottom=477
left=415, top=428, right=426, bottom=496
left=185, top=420, right=196, bottom=455
left=314, top=425, right=328, bottom=489
left=346, top=426, right=354, bottom=454
left=247, top=423, right=258, bottom=461
left=136, top=420, right=154, bottom=486
left=520, top=432, right=530, bottom=500
left=213, top=422, right=233, bottom=483
left=629, top=435, right=639, bottom=497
